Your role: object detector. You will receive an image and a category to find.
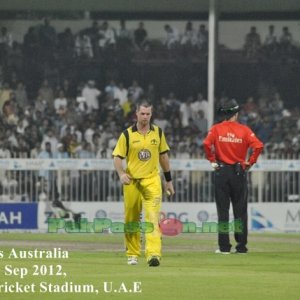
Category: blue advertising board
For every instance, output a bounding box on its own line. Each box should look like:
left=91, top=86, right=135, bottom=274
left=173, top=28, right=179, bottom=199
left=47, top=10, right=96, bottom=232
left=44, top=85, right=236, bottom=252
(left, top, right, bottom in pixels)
left=0, top=203, right=38, bottom=229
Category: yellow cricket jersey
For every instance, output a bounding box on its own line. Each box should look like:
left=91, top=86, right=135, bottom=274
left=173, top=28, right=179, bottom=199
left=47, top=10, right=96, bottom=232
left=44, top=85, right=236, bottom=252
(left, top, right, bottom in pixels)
left=112, top=124, right=170, bottom=179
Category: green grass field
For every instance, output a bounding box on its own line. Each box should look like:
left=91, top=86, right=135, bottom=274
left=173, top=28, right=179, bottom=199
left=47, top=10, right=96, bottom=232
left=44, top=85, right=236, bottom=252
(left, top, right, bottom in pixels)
left=1, top=232, right=300, bottom=300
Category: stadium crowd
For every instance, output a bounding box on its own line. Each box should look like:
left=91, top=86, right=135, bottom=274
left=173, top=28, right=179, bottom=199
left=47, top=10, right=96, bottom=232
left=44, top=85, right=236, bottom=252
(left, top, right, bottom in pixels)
left=0, top=18, right=299, bottom=161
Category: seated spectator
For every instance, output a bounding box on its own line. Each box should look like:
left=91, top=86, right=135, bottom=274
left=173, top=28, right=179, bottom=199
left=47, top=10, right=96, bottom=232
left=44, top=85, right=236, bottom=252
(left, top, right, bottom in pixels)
left=98, top=21, right=116, bottom=50
left=196, top=93, right=209, bottom=119
left=105, top=79, right=120, bottom=99
left=41, top=129, right=58, bottom=152
left=243, top=96, right=258, bottom=114
left=34, top=94, right=47, bottom=114
left=122, top=94, right=135, bottom=118
left=30, top=142, right=42, bottom=158
left=60, top=78, right=75, bottom=99
left=269, top=92, right=284, bottom=115
left=179, top=96, right=193, bottom=128
left=78, top=141, right=95, bottom=158
left=181, top=21, right=197, bottom=47
left=107, top=131, right=118, bottom=151
left=191, top=92, right=208, bottom=120
left=53, top=143, right=69, bottom=158
left=114, top=82, right=128, bottom=106
left=256, top=115, right=273, bottom=144
left=96, top=140, right=112, bottom=158
left=75, top=31, right=93, bottom=58
left=16, top=117, right=28, bottom=134
left=38, top=79, right=54, bottom=107
left=107, top=98, right=123, bottom=122
left=67, top=133, right=81, bottom=158
left=165, top=92, right=181, bottom=113
left=128, top=80, right=143, bottom=102
left=192, top=110, right=208, bottom=134
left=84, top=121, right=98, bottom=145
left=2, top=99, right=19, bottom=125
left=4, top=128, right=18, bottom=154
left=81, top=80, right=101, bottom=113
left=54, top=90, right=68, bottom=114
left=14, top=82, right=28, bottom=107
left=153, top=111, right=170, bottom=131
left=90, top=132, right=102, bottom=154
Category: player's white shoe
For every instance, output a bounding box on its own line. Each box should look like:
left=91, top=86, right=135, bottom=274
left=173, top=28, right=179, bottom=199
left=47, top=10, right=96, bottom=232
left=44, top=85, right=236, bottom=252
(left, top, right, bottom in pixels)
left=127, top=256, right=138, bottom=265
left=215, top=249, right=230, bottom=255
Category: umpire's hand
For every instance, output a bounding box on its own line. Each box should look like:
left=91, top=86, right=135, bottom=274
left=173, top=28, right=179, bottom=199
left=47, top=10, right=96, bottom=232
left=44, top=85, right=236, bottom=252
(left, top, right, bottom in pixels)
left=244, top=161, right=252, bottom=171
left=211, top=162, right=220, bottom=170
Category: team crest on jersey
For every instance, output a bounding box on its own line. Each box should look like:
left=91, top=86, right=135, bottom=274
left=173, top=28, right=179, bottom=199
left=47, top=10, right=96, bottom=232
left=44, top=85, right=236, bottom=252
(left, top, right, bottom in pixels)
left=138, top=149, right=151, bottom=161
left=151, top=139, right=158, bottom=145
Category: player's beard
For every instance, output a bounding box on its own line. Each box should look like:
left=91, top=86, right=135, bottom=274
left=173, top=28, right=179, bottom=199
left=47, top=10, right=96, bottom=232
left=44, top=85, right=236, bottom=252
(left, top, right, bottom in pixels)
left=140, top=119, right=149, bottom=127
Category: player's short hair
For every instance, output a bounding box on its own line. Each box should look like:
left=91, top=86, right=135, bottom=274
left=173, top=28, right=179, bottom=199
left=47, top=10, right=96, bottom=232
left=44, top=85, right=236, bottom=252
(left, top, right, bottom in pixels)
left=136, top=99, right=153, bottom=111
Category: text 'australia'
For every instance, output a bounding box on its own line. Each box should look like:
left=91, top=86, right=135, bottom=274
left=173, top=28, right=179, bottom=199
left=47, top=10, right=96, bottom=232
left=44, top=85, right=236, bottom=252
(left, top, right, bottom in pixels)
left=8, top=248, right=69, bottom=259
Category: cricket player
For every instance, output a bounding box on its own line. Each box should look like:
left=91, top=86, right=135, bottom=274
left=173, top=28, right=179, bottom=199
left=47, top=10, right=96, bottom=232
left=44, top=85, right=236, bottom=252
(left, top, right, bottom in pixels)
left=113, top=99, right=175, bottom=267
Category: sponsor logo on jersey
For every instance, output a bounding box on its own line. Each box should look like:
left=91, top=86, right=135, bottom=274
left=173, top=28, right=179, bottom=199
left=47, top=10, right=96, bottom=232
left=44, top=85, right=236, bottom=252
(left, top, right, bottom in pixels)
left=151, top=139, right=158, bottom=145
left=138, top=149, right=151, bottom=161
left=219, top=132, right=242, bottom=143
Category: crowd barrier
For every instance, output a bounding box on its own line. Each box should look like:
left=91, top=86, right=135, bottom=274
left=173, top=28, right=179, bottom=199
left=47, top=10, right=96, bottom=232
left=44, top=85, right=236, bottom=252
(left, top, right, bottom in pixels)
left=0, top=158, right=299, bottom=231
left=0, top=159, right=299, bottom=204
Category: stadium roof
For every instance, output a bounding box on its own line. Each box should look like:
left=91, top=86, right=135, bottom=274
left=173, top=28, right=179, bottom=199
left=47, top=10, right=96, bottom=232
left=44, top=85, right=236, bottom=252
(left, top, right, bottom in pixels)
left=0, top=0, right=300, bottom=19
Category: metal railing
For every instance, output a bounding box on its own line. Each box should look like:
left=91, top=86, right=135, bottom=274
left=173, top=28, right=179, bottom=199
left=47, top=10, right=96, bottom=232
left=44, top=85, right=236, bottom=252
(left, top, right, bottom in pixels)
left=0, top=159, right=299, bottom=203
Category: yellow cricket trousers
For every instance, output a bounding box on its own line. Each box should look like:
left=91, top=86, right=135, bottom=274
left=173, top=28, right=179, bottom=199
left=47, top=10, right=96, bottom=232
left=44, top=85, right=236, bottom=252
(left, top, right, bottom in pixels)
left=123, top=174, right=162, bottom=260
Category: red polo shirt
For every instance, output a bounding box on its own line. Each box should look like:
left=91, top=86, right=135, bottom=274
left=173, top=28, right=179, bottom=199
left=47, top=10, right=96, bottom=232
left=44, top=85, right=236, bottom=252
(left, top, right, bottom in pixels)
left=203, top=120, right=264, bottom=166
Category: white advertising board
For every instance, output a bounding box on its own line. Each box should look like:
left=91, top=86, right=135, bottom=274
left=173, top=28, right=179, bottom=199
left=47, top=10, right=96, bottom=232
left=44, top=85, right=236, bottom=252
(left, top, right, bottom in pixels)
left=38, top=202, right=300, bottom=233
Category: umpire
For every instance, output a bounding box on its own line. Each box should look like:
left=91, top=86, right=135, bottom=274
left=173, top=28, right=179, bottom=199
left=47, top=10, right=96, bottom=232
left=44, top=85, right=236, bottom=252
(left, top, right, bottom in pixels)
left=203, top=99, right=263, bottom=254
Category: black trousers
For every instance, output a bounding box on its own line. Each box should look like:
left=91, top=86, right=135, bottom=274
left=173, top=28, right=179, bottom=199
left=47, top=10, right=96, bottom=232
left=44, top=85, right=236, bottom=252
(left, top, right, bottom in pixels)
left=214, top=164, right=248, bottom=252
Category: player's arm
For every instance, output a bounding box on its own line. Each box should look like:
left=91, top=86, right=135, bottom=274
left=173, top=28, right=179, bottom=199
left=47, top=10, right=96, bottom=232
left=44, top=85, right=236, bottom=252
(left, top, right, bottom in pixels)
left=112, top=132, right=131, bottom=185
left=159, top=130, right=175, bottom=196
left=113, top=156, right=131, bottom=185
left=203, top=128, right=219, bottom=170
left=203, top=129, right=216, bottom=163
left=245, top=129, right=264, bottom=169
left=159, top=153, right=175, bottom=196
